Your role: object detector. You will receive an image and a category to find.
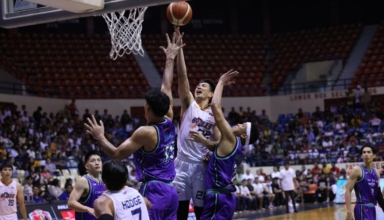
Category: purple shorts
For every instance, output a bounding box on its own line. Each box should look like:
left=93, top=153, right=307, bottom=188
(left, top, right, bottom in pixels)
left=201, top=193, right=236, bottom=220
left=140, top=181, right=178, bottom=220
left=354, top=204, right=376, bottom=220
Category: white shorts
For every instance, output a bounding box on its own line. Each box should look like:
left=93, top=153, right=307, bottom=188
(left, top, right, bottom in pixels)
left=0, top=213, right=17, bottom=220
left=173, top=157, right=206, bottom=207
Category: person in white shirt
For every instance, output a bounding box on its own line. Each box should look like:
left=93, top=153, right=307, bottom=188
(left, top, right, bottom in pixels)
left=93, top=160, right=151, bottom=220
left=239, top=179, right=252, bottom=211
left=280, top=162, right=299, bottom=213
left=263, top=177, right=276, bottom=208
left=271, top=166, right=281, bottom=179
left=241, top=169, right=255, bottom=182
left=252, top=178, right=266, bottom=210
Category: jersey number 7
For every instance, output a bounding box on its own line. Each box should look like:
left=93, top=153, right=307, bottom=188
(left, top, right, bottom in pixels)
left=131, top=208, right=142, bottom=220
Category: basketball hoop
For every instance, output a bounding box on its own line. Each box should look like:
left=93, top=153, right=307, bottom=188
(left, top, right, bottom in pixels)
left=102, top=7, right=147, bottom=60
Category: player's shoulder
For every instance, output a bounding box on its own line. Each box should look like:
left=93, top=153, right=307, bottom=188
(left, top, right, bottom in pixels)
left=135, top=126, right=156, bottom=136
left=15, top=181, right=22, bottom=190
left=75, top=176, right=90, bottom=188
left=350, top=165, right=363, bottom=176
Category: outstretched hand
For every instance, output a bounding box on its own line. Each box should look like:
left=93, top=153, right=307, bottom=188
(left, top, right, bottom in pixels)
left=174, top=26, right=183, bottom=46
left=160, top=32, right=186, bottom=60
left=84, top=115, right=105, bottom=141
left=219, top=69, right=239, bottom=86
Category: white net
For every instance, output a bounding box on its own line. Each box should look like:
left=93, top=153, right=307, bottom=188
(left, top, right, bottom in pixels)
left=102, top=7, right=148, bottom=60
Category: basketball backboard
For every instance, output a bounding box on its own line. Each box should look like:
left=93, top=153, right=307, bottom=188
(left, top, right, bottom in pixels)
left=0, top=0, right=181, bottom=29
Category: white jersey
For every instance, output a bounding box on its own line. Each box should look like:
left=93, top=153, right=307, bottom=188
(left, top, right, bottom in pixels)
left=0, top=180, right=17, bottom=219
left=103, top=187, right=149, bottom=220
left=177, top=101, right=216, bottom=163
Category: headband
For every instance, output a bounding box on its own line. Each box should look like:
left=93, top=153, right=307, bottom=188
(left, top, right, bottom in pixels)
left=245, top=122, right=251, bottom=147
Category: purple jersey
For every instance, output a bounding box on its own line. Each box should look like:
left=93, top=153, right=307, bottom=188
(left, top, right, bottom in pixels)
left=75, top=175, right=105, bottom=220
left=205, top=137, right=244, bottom=192
left=134, top=118, right=176, bottom=183
left=354, top=164, right=379, bottom=205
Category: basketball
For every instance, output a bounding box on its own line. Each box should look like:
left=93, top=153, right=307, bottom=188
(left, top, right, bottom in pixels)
left=166, top=1, right=193, bottom=26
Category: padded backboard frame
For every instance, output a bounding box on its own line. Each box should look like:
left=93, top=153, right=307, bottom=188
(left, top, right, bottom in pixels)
left=0, top=0, right=183, bottom=29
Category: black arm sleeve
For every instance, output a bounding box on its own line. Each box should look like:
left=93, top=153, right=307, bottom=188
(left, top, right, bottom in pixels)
left=377, top=186, right=384, bottom=212
left=98, top=214, right=114, bottom=220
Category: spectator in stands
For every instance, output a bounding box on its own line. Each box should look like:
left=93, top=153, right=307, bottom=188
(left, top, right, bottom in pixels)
left=339, top=169, right=348, bottom=179
left=247, top=179, right=257, bottom=209
left=239, top=179, right=253, bottom=211
left=271, top=178, right=284, bottom=206
left=361, top=87, right=371, bottom=111
left=330, top=162, right=340, bottom=176
left=263, top=177, right=275, bottom=208
left=82, top=109, right=91, bottom=122
left=316, top=172, right=329, bottom=203
left=322, top=162, right=331, bottom=174
left=59, top=183, right=73, bottom=201
left=348, top=142, right=360, bottom=162
left=48, top=179, right=63, bottom=200
left=233, top=179, right=242, bottom=213
left=45, top=158, right=57, bottom=176
left=32, top=186, right=45, bottom=203
left=66, top=99, right=78, bottom=118
left=311, top=162, right=321, bottom=178
left=252, top=178, right=267, bottom=210
left=23, top=176, right=33, bottom=197
left=242, top=169, right=255, bottom=181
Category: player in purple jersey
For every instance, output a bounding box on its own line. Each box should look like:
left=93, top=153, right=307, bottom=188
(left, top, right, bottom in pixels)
left=68, top=151, right=106, bottom=220
left=345, top=145, right=383, bottom=220
left=199, top=71, right=259, bottom=220
left=85, top=32, right=185, bottom=220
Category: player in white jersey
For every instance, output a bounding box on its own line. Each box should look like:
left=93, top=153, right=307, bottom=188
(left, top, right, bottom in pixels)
left=0, top=163, right=27, bottom=220
left=173, top=26, right=224, bottom=219
left=94, top=160, right=151, bottom=220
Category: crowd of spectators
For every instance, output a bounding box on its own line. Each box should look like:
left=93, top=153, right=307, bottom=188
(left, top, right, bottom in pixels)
left=0, top=100, right=141, bottom=203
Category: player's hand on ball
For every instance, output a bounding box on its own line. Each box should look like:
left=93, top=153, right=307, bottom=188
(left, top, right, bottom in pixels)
left=160, top=32, right=186, bottom=60
left=84, top=115, right=105, bottom=141
left=219, top=69, right=239, bottom=86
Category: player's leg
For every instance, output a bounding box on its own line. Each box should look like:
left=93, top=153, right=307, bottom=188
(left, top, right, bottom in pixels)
left=288, top=190, right=297, bottom=212
left=166, top=184, right=179, bottom=220
left=201, top=193, right=236, bottom=220
left=177, top=200, right=190, bottom=220
left=173, top=158, right=193, bottom=220
left=284, top=191, right=289, bottom=213
left=191, top=163, right=206, bottom=219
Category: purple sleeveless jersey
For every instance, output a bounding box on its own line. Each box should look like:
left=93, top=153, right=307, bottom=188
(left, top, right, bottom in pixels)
left=201, top=137, right=244, bottom=220
left=134, top=118, right=178, bottom=220
left=134, top=118, right=176, bottom=183
left=75, top=175, right=105, bottom=220
left=354, top=164, right=379, bottom=220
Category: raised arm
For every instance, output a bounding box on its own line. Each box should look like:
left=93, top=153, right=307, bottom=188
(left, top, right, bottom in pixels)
left=345, top=166, right=360, bottom=220
left=160, top=32, right=185, bottom=121
left=85, top=116, right=153, bottom=160
left=211, top=70, right=239, bottom=156
left=174, top=26, right=194, bottom=114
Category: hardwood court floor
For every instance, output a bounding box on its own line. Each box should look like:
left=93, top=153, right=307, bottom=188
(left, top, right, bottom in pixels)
left=233, top=204, right=384, bottom=220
